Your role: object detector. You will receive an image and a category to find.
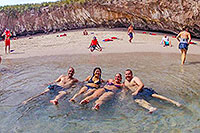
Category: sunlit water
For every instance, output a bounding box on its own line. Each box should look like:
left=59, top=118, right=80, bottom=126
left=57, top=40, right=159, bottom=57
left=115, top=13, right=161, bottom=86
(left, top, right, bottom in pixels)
left=0, top=52, right=200, bottom=132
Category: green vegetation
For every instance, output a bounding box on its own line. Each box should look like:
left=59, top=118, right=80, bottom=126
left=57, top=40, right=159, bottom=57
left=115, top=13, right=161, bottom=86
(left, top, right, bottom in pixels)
left=0, top=0, right=87, bottom=14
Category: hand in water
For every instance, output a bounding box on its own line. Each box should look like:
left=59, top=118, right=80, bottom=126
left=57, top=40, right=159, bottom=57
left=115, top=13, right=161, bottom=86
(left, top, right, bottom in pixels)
left=132, top=91, right=138, bottom=96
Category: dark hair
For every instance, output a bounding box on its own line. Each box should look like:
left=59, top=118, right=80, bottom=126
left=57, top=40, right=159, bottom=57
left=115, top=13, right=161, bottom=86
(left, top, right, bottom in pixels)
left=116, top=73, right=122, bottom=77
left=93, top=67, right=102, bottom=77
left=125, top=69, right=132, bottom=74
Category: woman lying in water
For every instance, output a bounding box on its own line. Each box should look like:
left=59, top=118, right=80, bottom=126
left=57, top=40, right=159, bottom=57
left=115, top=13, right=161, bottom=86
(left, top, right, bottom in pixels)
left=69, top=67, right=104, bottom=102
left=80, top=73, right=124, bottom=110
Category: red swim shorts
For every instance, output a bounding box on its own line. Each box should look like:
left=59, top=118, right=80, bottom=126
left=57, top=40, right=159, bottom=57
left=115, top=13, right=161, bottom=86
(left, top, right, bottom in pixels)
left=5, top=39, right=10, bottom=46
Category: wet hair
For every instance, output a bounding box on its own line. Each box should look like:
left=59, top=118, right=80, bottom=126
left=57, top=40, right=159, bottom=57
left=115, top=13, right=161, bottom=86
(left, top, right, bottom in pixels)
left=93, top=67, right=101, bottom=77
left=183, top=26, right=189, bottom=31
left=125, top=69, right=133, bottom=75
left=116, top=73, right=122, bottom=78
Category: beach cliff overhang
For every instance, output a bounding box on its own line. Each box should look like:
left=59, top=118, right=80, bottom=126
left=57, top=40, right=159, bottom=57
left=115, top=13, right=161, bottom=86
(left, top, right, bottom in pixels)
left=0, top=0, right=199, bottom=38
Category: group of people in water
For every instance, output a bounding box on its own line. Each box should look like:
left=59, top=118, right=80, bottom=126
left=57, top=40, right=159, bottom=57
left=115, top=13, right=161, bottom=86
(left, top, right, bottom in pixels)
left=22, top=67, right=181, bottom=113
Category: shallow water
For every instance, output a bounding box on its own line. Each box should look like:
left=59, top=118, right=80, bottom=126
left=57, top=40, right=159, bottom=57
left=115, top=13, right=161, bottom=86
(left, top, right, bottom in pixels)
left=0, top=52, right=200, bottom=133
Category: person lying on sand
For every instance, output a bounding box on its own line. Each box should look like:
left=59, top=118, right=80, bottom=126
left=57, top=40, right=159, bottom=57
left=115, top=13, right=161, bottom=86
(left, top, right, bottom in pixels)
left=22, top=67, right=78, bottom=105
left=79, top=73, right=124, bottom=110
left=124, top=69, right=181, bottom=113
left=88, top=36, right=102, bottom=52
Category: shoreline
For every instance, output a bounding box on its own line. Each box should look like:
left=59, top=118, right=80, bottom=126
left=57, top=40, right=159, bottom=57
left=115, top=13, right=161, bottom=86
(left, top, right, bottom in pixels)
left=0, top=28, right=200, bottom=60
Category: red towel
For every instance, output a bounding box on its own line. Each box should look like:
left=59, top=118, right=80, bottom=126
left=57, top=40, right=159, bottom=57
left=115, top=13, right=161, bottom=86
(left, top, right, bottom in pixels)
left=111, top=37, right=117, bottom=39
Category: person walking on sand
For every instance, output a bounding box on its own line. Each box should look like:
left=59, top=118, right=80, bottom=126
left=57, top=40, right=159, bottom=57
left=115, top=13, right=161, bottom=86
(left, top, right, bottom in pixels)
left=176, top=28, right=191, bottom=65
left=1, top=29, right=12, bottom=54
left=160, top=34, right=172, bottom=47
left=22, top=67, right=78, bottom=105
left=127, top=25, right=135, bottom=43
left=124, top=69, right=181, bottom=113
left=88, top=36, right=102, bottom=52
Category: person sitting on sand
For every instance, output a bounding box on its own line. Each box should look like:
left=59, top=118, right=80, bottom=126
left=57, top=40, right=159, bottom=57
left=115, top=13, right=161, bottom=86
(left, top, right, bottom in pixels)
left=69, top=67, right=104, bottom=103
left=124, top=69, right=181, bottom=113
left=127, top=25, right=135, bottom=43
left=1, top=28, right=12, bottom=54
left=83, top=29, right=88, bottom=35
left=80, top=73, right=124, bottom=110
left=160, top=34, right=172, bottom=47
left=88, top=36, right=102, bottom=52
left=176, top=27, right=191, bottom=65
left=22, top=67, right=78, bottom=105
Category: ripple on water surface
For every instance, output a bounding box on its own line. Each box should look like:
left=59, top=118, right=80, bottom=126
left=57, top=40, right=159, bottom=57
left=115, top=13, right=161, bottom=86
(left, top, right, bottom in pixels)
left=0, top=52, right=200, bottom=132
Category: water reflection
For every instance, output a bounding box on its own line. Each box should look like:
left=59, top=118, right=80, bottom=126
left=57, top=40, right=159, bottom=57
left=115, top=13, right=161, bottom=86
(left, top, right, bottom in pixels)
left=0, top=52, right=199, bottom=132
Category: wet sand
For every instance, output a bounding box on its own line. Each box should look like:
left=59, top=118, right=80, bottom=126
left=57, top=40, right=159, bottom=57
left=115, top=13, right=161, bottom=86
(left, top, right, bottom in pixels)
left=0, top=28, right=200, bottom=59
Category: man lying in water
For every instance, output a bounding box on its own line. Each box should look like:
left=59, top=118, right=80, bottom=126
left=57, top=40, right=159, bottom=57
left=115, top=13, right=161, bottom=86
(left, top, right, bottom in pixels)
left=22, top=67, right=78, bottom=105
left=124, top=69, right=181, bottom=113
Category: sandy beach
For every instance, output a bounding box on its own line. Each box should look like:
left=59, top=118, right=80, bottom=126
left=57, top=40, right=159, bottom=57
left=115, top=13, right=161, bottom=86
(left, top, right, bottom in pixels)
left=0, top=28, right=200, bottom=59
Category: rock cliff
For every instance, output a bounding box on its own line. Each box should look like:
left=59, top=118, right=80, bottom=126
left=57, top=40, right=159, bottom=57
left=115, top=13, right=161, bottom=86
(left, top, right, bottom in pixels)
left=0, top=0, right=199, bottom=38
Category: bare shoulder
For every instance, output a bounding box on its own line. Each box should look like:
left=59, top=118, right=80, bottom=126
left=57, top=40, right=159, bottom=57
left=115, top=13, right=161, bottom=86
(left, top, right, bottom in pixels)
left=73, top=78, right=79, bottom=82
left=133, top=76, right=140, bottom=81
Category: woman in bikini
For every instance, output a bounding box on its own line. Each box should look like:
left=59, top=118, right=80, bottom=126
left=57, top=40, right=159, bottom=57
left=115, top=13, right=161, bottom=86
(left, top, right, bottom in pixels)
left=80, top=73, right=124, bottom=110
left=69, top=67, right=104, bottom=102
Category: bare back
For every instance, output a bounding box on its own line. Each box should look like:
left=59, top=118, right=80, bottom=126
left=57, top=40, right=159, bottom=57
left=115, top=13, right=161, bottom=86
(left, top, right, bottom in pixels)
left=177, top=31, right=191, bottom=43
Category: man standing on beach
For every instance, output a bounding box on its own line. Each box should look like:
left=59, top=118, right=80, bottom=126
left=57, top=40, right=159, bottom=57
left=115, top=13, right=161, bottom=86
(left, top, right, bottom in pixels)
left=1, top=29, right=12, bottom=54
left=127, top=25, right=135, bottom=43
left=176, top=28, right=191, bottom=65
left=22, top=67, right=78, bottom=105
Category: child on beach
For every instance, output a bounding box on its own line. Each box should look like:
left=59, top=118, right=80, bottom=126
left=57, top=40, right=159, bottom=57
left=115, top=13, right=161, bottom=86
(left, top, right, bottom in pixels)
left=160, top=34, right=172, bottom=47
left=88, top=36, right=102, bottom=52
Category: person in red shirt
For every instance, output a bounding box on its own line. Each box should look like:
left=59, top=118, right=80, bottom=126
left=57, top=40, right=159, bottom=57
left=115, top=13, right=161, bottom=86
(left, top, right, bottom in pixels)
left=2, top=29, right=12, bottom=54
left=88, top=36, right=102, bottom=52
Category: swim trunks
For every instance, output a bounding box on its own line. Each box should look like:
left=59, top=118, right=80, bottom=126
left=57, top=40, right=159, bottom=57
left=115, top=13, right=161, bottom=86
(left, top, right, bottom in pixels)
left=179, top=39, right=189, bottom=50
left=48, top=84, right=66, bottom=95
left=128, top=32, right=133, bottom=38
left=164, top=41, right=169, bottom=45
left=5, top=39, right=10, bottom=46
left=133, top=87, right=157, bottom=100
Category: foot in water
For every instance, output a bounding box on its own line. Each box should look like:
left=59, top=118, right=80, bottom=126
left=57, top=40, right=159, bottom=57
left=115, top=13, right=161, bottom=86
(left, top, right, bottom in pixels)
left=175, top=102, right=182, bottom=107
left=148, top=107, right=157, bottom=114
left=50, top=100, right=58, bottom=105
left=92, top=104, right=100, bottom=110
left=80, top=99, right=89, bottom=105
left=69, top=98, right=76, bottom=103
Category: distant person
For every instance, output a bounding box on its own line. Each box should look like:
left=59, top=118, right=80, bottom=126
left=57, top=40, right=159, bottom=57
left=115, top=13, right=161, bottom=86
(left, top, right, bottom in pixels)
left=22, top=67, right=78, bottom=105
left=176, top=28, right=191, bottom=65
left=127, top=25, right=135, bottom=43
left=79, top=73, right=124, bottom=110
left=69, top=67, right=104, bottom=103
left=83, top=29, right=88, bottom=35
left=1, top=29, right=12, bottom=54
left=88, top=36, right=102, bottom=52
left=160, top=34, right=172, bottom=47
left=124, top=69, right=181, bottom=113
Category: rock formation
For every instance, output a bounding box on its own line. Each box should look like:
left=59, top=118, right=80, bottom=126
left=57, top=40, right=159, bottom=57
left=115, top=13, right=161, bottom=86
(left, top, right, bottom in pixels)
left=0, top=0, right=199, bottom=38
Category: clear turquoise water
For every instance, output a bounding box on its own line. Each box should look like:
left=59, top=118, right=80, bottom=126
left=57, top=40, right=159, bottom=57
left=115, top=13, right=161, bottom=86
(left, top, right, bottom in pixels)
left=0, top=52, right=200, bottom=132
